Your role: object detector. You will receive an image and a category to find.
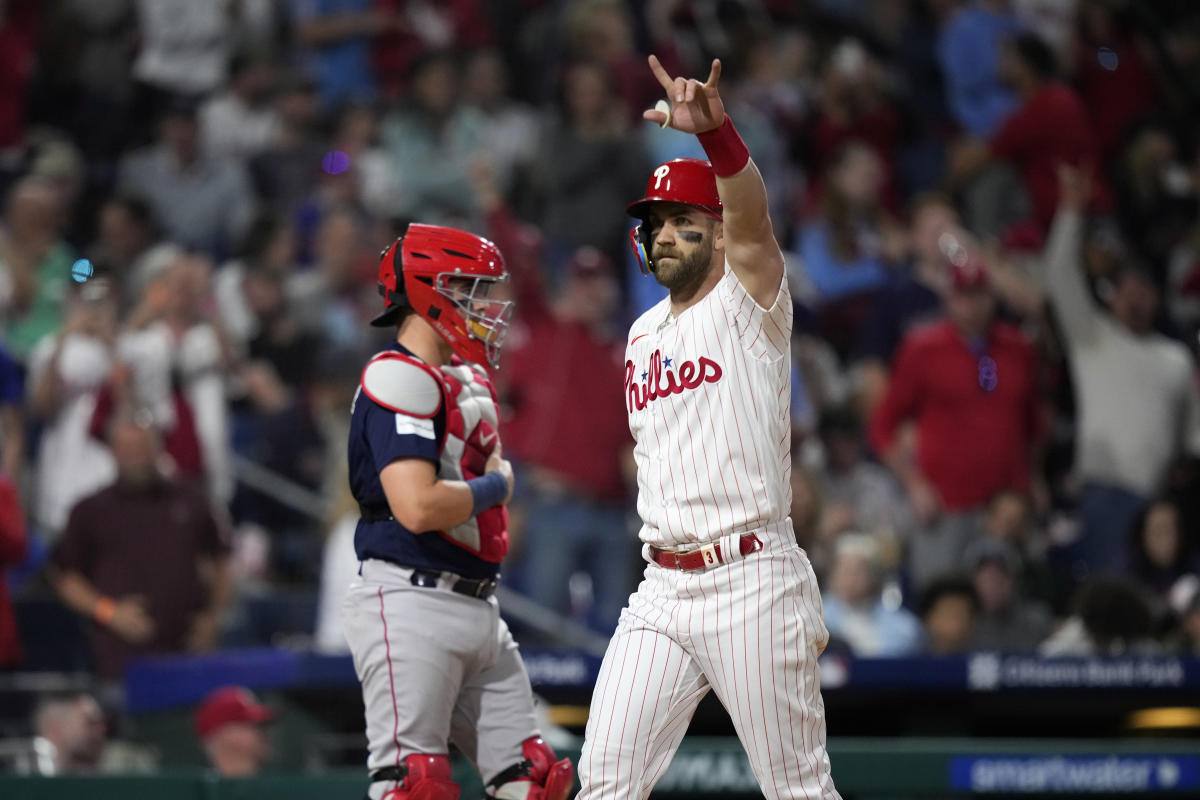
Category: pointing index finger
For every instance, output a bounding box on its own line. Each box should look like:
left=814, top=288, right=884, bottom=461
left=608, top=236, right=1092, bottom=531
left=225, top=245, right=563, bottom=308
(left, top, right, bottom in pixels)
left=704, top=58, right=722, bottom=88
left=648, top=54, right=674, bottom=93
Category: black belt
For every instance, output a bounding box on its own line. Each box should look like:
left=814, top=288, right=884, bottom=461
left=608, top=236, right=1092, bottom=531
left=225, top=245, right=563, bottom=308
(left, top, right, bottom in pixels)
left=370, top=765, right=407, bottom=784
left=359, top=503, right=394, bottom=522
left=410, top=568, right=498, bottom=601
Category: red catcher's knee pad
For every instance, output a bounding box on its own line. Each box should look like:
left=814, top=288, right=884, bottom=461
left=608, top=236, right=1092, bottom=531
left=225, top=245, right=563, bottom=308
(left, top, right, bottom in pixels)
left=489, top=737, right=575, bottom=800
left=381, top=754, right=460, bottom=800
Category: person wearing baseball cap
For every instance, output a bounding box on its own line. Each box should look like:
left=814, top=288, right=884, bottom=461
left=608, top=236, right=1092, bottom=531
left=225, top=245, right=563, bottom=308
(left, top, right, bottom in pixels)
left=194, top=686, right=275, bottom=777
left=870, top=254, right=1043, bottom=590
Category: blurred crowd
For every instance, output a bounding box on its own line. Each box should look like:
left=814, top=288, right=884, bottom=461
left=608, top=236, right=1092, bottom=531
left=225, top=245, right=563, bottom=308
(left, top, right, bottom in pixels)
left=1, top=0, right=1200, bottom=760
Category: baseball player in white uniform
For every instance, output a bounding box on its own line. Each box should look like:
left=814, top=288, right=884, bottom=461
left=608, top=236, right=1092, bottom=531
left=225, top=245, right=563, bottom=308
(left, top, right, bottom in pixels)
left=576, top=56, right=841, bottom=800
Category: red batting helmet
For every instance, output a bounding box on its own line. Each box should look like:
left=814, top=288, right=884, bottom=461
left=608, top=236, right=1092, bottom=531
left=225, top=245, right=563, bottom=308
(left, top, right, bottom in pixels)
left=626, top=158, right=722, bottom=275
left=373, top=223, right=513, bottom=368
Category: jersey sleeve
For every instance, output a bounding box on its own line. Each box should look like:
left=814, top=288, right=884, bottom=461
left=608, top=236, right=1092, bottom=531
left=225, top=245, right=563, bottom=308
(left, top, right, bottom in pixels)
left=719, top=264, right=792, bottom=361
left=364, top=400, right=442, bottom=473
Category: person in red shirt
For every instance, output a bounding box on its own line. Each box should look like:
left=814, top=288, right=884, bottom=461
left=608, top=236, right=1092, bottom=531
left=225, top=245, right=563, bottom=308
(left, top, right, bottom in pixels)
left=951, top=32, right=1109, bottom=240
left=870, top=259, right=1041, bottom=589
left=0, top=472, right=27, bottom=668
left=481, top=172, right=634, bottom=637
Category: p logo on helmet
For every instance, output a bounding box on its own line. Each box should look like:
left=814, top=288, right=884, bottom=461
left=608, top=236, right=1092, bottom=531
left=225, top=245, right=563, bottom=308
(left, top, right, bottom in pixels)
left=653, top=164, right=671, bottom=190
left=626, top=158, right=722, bottom=276
left=373, top=224, right=514, bottom=368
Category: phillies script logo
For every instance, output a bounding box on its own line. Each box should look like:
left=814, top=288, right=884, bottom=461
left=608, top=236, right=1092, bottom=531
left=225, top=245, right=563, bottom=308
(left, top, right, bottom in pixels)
left=626, top=350, right=723, bottom=412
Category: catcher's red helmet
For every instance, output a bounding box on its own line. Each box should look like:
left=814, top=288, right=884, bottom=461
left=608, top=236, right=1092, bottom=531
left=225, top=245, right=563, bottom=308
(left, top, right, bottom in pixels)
left=373, top=223, right=513, bottom=368
left=626, top=159, right=722, bottom=275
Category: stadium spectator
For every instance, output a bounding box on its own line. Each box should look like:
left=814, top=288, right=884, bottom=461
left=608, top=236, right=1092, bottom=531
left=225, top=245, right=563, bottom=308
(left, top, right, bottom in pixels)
left=937, top=0, right=1022, bottom=138
left=104, top=254, right=233, bottom=503
left=28, top=279, right=118, bottom=539
left=562, top=0, right=681, bottom=125
left=132, top=0, right=232, bottom=101
left=371, top=0, right=494, bottom=101
left=194, top=686, right=275, bottom=778
left=380, top=50, right=486, bottom=225
left=0, top=339, right=23, bottom=479
left=814, top=405, right=909, bottom=552
left=1128, top=499, right=1199, bottom=603
left=247, top=269, right=320, bottom=389
left=0, top=470, right=26, bottom=667
left=919, top=575, right=980, bottom=655
left=951, top=31, right=1107, bottom=238
left=1174, top=583, right=1200, bottom=657
left=871, top=259, right=1042, bottom=589
left=0, top=0, right=36, bottom=152
left=531, top=59, right=649, bottom=268
left=49, top=412, right=232, bottom=680
left=1074, top=1, right=1160, bottom=161
left=808, top=39, right=902, bottom=208
left=1111, top=124, right=1197, bottom=279
left=118, top=97, right=256, bottom=259
left=967, top=537, right=1052, bottom=650
left=289, top=0, right=397, bottom=108
left=31, top=692, right=106, bottom=773
left=1040, top=576, right=1159, bottom=655
left=215, top=212, right=300, bottom=353
left=247, top=72, right=325, bottom=221
left=821, top=534, right=923, bottom=657
left=978, top=489, right=1056, bottom=608
left=230, top=359, right=325, bottom=583
left=724, top=30, right=809, bottom=234
left=0, top=175, right=73, bottom=361
left=1013, top=0, right=1075, bottom=63
left=855, top=193, right=956, bottom=410
left=194, top=686, right=274, bottom=777
left=1170, top=220, right=1200, bottom=347
left=484, top=170, right=634, bottom=635
left=198, top=50, right=280, bottom=162
left=790, top=463, right=825, bottom=574
left=290, top=207, right=378, bottom=352
left=461, top=48, right=540, bottom=203
left=327, top=101, right=400, bottom=220
left=1042, top=165, right=1200, bottom=573
left=27, top=137, right=87, bottom=241
left=797, top=142, right=901, bottom=316
left=31, top=1, right=138, bottom=161
left=87, top=194, right=181, bottom=310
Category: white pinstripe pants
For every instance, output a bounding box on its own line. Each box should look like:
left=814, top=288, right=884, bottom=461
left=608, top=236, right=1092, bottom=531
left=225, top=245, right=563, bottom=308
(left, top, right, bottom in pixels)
left=578, top=525, right=841, bottom=800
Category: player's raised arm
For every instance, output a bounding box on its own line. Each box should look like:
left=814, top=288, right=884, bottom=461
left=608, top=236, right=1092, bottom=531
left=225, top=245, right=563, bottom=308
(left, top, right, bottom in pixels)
left=645, top=54, right=784, bottom=307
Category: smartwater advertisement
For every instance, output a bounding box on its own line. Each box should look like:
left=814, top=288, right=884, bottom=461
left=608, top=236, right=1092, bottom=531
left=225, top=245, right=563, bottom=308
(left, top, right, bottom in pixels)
left=950, top=755, right=1200, bottom=793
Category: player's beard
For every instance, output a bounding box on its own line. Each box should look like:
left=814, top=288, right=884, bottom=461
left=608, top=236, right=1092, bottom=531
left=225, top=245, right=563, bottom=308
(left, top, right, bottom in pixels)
left=652, top=235, right=714, bottom=295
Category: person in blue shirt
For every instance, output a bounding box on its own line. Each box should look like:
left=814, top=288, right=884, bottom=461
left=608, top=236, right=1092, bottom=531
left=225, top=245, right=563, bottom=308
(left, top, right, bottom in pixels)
left=341, top=223, right=573, bottom=800
left=938, top=0, right=1023, bottom=137
left=289, top=0, right=391, bottom=108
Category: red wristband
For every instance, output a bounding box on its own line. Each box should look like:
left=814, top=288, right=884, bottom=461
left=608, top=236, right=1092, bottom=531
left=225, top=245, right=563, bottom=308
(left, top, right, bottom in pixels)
left=697, top=116, right=750, bottom=177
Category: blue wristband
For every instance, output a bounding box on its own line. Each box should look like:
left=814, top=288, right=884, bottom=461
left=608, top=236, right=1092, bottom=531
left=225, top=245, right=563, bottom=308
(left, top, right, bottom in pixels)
left=468, top=471, right=509, bottom=515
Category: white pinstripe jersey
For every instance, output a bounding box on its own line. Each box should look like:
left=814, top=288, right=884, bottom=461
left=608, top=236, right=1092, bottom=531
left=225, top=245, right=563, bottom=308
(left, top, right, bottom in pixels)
left=625, top=262, right=792, bottom=548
